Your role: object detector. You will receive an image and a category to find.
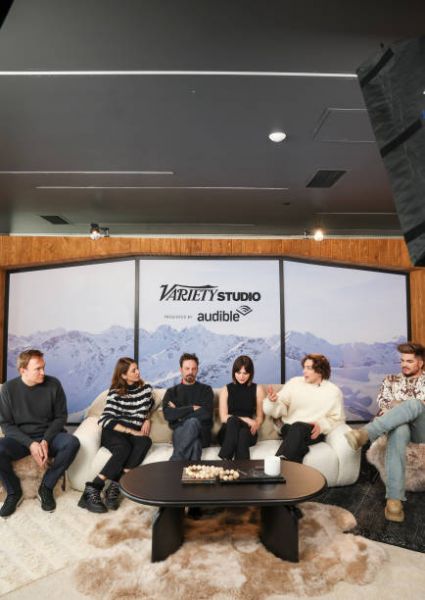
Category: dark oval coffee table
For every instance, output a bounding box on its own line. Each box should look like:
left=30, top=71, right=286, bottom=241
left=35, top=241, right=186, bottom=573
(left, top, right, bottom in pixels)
left=120, top=459, right=326, bottom=563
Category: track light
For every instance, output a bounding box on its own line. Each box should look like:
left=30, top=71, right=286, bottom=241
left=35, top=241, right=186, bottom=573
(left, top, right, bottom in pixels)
left=303, top=228, right=325, bottom=241
left=89, top=223, right=110, bottom=240
left=313, top=228, right=324, bottom=241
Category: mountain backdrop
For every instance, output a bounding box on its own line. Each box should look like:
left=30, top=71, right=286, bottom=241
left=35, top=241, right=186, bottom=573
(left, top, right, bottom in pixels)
left=7, top=326, right=403, bottom=421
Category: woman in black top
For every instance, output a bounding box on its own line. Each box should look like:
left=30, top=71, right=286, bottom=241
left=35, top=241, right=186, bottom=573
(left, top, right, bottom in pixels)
left=78, top=357, right=154, bottom=513
left=218, top=355, right=264, bottom=460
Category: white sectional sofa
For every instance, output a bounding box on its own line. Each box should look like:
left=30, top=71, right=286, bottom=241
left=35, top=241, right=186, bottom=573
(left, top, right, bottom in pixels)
left=68, top=385, right=361, bottom=491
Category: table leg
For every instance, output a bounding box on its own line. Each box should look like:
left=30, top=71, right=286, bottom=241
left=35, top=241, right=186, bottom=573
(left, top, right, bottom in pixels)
left=260, top=504, right=299, bottom=562
left=152, top=506, right=185, bottom=562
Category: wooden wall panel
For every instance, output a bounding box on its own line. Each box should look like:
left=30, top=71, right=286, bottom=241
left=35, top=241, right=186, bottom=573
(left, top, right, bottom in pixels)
left=0, top=235, right=423, bottom=380
left=0, top=268, right=5, bottom=379
left=409, top=270, right=425, bottom=345
left=0, top=236, right=414, bottom=269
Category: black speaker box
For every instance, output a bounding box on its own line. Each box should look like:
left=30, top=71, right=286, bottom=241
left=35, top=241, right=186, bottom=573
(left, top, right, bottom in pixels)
left=0, top=2, right=14, bottom=29
left=357, top=36, right=425, bottom=265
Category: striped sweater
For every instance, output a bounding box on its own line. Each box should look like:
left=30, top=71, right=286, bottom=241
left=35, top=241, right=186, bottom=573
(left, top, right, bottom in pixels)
left=98, top=383, right=154, bottom=431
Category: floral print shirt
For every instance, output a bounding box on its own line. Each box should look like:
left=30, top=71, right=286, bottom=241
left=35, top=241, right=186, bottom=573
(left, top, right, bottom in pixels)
left=376, top=372, right=425, bottom=413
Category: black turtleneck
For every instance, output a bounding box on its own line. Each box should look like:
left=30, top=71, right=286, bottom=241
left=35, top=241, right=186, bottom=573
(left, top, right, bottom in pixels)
left=227, top=382, right=257, bottom=418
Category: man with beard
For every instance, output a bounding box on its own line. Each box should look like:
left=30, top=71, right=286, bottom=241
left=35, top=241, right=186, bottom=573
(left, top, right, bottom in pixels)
left=163, top=353, right=213, bottom=461
left=345, top=342, right=425, bottom=522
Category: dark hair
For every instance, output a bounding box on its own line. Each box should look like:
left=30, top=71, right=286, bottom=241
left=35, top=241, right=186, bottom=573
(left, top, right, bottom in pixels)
left=179, top=353, right=199, bottom=368
left=301, top=354, right=331, bottom=380
left=17, top=349, right=44, bottom=371
left=397, top=342, right=425, bottom=359
left=232, top=355, right=254, bottom=385
left=110, top=357, right=144, bottom=396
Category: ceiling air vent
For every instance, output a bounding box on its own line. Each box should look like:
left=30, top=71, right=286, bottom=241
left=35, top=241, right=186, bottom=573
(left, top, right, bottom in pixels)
left=40, top=215, right=70, bottom=225
left=306, top=169, right=346, bottom=188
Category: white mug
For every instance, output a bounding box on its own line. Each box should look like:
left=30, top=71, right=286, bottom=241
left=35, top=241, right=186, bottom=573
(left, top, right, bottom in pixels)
left=264, top=455, right=281, bottom=476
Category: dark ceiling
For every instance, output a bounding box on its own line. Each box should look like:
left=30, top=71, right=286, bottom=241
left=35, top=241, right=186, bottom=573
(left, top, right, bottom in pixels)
left=0, top=0, right=424, bottom=237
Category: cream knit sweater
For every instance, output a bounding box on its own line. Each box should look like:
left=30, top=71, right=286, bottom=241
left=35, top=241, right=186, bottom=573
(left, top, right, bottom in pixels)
left=263, top=376, right=345, bottom=435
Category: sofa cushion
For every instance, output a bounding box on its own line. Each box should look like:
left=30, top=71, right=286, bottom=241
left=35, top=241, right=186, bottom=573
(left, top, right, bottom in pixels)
left=86, top=386, right=279, bottom=444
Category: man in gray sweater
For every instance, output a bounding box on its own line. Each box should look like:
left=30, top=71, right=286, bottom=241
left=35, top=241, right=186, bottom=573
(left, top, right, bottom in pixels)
left=0, top=349, right=80, bottom=517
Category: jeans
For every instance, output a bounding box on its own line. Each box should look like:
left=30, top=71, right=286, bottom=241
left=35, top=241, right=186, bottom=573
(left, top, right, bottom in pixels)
left=365, top=398, right=425, bottom=500
left=170, top=418, right=202, bottom=461
left=0, top=432, right=80, bottom=493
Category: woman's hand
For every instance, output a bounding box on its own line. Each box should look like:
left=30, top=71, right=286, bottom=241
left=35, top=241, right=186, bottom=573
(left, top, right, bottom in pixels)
left=250, top=421, right=259, bottom=435
left=141, top=419, right=151, bottom=436
left=239, top=416, right=258, bottom=434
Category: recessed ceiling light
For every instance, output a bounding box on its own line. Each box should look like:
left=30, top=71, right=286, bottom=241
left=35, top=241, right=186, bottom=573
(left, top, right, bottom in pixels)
left=268, top=131, right=287, bottom=143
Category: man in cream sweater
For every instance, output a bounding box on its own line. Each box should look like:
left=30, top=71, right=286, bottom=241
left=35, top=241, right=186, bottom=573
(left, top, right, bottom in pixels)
left=263, top=354, right=345, bottom=462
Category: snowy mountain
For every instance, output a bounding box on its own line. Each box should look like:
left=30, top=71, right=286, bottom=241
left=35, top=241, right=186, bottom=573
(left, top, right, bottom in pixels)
left=139, top=324, right=281, bottom=387
left=285, top=331, right=404, bottom=420
left=7, top=326, right=134, bottom=419
left=7, top=326, right=404, bottom=422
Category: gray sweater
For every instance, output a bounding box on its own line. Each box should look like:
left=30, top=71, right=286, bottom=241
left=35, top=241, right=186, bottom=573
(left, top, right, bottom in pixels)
left=0, top=375, right=67, bottom=447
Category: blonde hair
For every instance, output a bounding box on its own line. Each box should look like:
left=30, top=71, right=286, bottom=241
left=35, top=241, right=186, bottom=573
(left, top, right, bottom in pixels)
left=17, top=349, right=44, bottom=371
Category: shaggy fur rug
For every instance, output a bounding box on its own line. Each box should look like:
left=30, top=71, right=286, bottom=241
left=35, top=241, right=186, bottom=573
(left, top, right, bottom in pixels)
left=0, top=455, right=64, bottom=500
left=74, top=501, right=388, bottom=599
left=367, top=437, right=425, bottom=492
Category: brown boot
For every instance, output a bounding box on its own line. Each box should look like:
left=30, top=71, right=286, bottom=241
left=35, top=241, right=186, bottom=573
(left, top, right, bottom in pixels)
left=344, top=428, right=369, bottom=451
left=385, top=499, right=404, bottom=522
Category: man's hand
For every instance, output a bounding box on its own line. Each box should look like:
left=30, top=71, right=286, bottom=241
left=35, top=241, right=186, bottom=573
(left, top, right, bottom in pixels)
left=310, top=423, right=321, bottom=440
left=40, top=440, right=49, bottom=465
left=140, top=419, right=151, bottom=436
left=168, top=401, right=176, bottom=408
left=30, top=441, right=47, bottom=468
left=192, top=405, right=201, bottom=411
left=267, top=385, right=278, bottom=402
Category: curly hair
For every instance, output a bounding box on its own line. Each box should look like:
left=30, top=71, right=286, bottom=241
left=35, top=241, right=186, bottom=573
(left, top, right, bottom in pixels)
left=301, top=354, right=331, bottom=380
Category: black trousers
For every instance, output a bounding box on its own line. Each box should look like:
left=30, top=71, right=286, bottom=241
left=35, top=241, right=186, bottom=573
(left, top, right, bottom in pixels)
left=275, top=422, right=325, bottom=463
left=100, top=429, right=152, bottom=481
left=218, top=416, right=257, bottom=460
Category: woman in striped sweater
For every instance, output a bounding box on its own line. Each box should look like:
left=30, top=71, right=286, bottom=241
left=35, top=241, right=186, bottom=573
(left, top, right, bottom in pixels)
left=78, top=357, right=154, bottom=513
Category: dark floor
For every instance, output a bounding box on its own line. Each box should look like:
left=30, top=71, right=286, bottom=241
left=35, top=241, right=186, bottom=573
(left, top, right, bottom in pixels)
left=315, top=448, right=425, bottom=553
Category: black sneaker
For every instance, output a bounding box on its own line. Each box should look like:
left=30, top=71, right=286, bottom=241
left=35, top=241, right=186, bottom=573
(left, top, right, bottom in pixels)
left=104, top=481, right=121, bottom=511
left=38, top=484, right=56, bottom=512
left=0, top=490, right=23, bottom=518
left=78, top=483, right=107, bottom=513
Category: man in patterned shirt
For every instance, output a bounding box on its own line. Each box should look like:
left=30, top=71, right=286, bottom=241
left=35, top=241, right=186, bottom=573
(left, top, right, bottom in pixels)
left=345, top=342, right=425, bottom=522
